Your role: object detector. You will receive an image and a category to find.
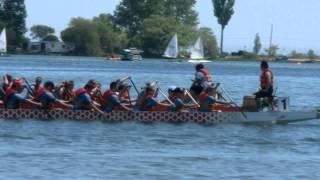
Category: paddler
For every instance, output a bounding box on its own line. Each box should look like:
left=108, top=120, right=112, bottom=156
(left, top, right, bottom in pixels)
left=118, top=83, right=132, bottom=104
left=27, top=76, right=42, bottom=99
left=73, top=81, right=104, bottom=114
left=190, top=63, right=213, bottom=97
left=5, top=80, right=42, bottom=109
left=169, top=88, right=199, bottom=112
left=254, top=60, right=274, bottom=99
left=101, top=81, right=133, bottom=112
left=199, top=85, right=230, bottom=112
left=139, top=86, right=173, bottom=111
left=36, top=81, right=73, bottom=109
left=55, top=80, right=75, bottom=103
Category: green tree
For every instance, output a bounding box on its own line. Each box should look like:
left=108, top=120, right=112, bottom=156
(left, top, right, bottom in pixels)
left=139, top=15, right=179, bottom=56
left=253, top=33, right=262, bottom=55
left=93, top=13, right=128, bottom=54
left=114, top=0, right=164, bottom=37
left=198, top=27, right=219, bottom=59
left=61, top=18, right=101, bottom=56
left=265, top=45, right=279, bottom=58
left=114, top=0, right=198, bottom=40
left=0, top=0, right=27, bottom=50
left=61, top=14, right=128, bottom=56
left=163, top=0, right=198, bottom=26
left=212, top=0, right=235, bottom=55
left=30, top=25, right=55, bottom=41
left=43, top=35, right=59, bottom=42
left=307, top=49, right=316, bottom=60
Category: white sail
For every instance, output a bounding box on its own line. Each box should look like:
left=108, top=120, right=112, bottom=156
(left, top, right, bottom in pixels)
left=163, top=34, right=178, bottom=59
left=0, top=28, right=7, bottom=53
left=190, top=37, right=204, bottom=60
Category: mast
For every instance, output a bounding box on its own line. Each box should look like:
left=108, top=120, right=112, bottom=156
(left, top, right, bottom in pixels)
left=269, top=24, right=273, bottom=50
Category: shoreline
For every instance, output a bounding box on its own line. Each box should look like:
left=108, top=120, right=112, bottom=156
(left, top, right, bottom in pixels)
left=4, top=53, right=320, bottom=63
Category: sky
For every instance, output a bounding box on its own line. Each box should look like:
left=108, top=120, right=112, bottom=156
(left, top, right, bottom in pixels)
left=26, top=0, right=320, bottom=54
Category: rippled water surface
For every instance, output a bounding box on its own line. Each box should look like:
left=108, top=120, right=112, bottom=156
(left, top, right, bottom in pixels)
left=0, top=55, right=320, bottom=179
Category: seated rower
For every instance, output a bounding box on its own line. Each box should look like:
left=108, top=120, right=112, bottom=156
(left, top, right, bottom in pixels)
left=135, top=82, right=158, bottom=110
left=73, top=81, right=104, bottom=114
left=139, top=86, right=173, bottom=111
left=27, top=76, right=42, bottom=99
left=58, top=80, right=75, bottom=103
left=36, top=81, right=73, bottom=109
left=118, top=83, right=132, bottom=104
left=170, top=88, right=199, bottom=112
left=101, top=82, right=132, bottom=112
left=199, top=86, right=230, bottom=112
left=5, top=80, right=42, bottom=109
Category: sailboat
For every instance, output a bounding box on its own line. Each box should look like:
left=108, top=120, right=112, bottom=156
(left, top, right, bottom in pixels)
left=188, top=37, right=211, bottom=63
left=0, top=28, right=7, bottom=56
left=163, top=34, right=178, bottom=59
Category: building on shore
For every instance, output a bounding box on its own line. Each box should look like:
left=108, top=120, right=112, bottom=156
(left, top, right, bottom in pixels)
left=26, top=41, right=74, bottom=54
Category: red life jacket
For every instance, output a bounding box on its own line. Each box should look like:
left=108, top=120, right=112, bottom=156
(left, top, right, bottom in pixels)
left=5, top=88, right=17, bottom=106
left=75, top=88, right=88, bottom=97
left=6, top=88, right=16, bottom=98
left=100, top=90, right=114, bottom=105
left=199, top=92, right=209, bottom=105
left=198, top=68, right=212, bottom=82
left=260, top=69, right=273, bottom=89
left=35, top=88, right=49, bottom=99
left=139, top=94, right=154, bottom=111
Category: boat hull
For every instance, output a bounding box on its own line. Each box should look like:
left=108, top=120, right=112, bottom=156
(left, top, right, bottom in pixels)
left=0, top=109, right=318, bottom=124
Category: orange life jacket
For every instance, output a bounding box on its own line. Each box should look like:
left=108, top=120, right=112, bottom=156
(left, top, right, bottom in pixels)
left=198, top=68, right=212, bottom=82
left=260, top=69, right=273, bottom=89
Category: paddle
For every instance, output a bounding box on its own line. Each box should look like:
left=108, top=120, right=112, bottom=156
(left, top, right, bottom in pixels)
left=185, top=89, right=200, bottom=107
left=22, top=77, right=35, bottom=96
left=155, top=82, right=174, bottom=105
left=129, top=78, right=140, bottom=95
left=219, top=84, right=247, bottom=119
left=22, top=77, right=53, bottom=119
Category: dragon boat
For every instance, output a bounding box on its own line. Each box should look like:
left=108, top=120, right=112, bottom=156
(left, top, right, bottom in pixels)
left=0, top=96, right=318, bottom=124
left=0, top=109, right=318, bottom=125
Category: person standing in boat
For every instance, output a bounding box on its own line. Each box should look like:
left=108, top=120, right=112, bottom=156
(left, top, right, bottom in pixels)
left=5, top=80, right=42, bottom=109
left=254, top=60, right=274, bottom=99
left=73, top=81, right=104, bottom=114
left=36, top=81, right=73, bottom=109
left=100, top=81, right=132, bottom=112
left=190, top=63, right=213, bottom=97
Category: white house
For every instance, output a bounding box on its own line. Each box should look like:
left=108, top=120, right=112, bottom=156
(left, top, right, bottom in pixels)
left=27, top=41, right=74, bottom=54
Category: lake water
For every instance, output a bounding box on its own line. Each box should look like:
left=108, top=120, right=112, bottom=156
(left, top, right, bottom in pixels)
left=0, top=55, right=319, bottom=179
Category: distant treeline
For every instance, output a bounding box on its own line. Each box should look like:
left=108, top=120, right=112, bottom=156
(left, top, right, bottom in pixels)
left=0, top=0, right=219, bottom=58
left=61, top=0, right=219, bottom=58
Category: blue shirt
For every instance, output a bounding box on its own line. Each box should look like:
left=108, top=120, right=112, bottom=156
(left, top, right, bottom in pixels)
left=6, top=93, right=26, bottom=109
left=170, top=98, right=184, bottom=112
left=104, top=95, right=121, bottom=112
left=74, top=93, right=92, bottom=110
left=38, top=92, right=58, bottom=108
left=140, top=97, right=158, bottom=111
left=200, top=96, right=216, bottom=112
